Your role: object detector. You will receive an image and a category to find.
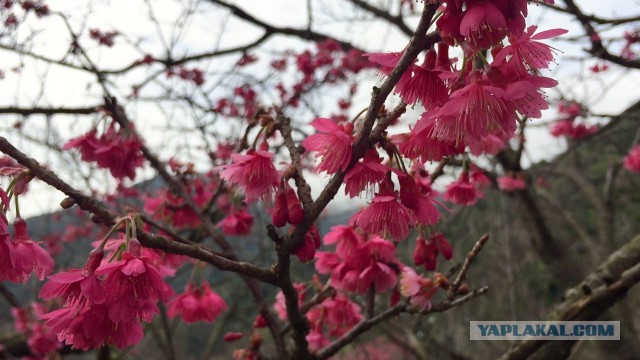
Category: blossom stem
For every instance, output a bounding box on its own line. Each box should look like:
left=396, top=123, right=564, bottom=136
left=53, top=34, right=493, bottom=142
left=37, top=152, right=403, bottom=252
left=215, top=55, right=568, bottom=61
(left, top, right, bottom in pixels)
left=350, top=107, right=368, bottom=124
left=13, top=193, right=20, bottom=218
left=250, top=126, right=267, bottom=150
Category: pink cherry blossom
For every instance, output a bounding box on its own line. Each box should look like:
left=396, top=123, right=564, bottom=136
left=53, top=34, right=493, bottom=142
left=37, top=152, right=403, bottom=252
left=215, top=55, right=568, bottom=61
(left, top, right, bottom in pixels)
left=334, top=236, right=399, bottom=294
left=168, top=282, right=228, bottom=323
left=9, top=218, right=54, bottom=283
left=399, top=267, right=438, bottom=311
left=395, top=112, right=464, bottom=163
left=444, top=171, right=481, bottom=206
left=302, top=118, right=354, bottom=174
left=432, top=73, right=517, bottom=145
left=291, top=224, right=321, bottom=262
left=624, top=145, right=640, bottom=173
left=344, top=150, right=388, bottom=198
left=350, top=187, right=415, bottom=241
left=460, top=1, right=508, bottom=49
left=493, top=26, right=568, bottom=75
left=96, top=239, right=173, bottom=323
left=0, top=215, right=15, bottom=281
left=217, top=209, right=254, bottom=236
left=39, top=248, right=106, bottom=308
left=394, top=49, right=450, bottom=108
left=63, top=122, right=144, bottom=180
left=218, top=149, right=280, bottom=200
left=497, top=175, right=527, bottom=192
left=42, top=304, right=143, bottom=350
left=549, top=120, right=598, bottom=139
left=323, top=224, right=364, bottom=258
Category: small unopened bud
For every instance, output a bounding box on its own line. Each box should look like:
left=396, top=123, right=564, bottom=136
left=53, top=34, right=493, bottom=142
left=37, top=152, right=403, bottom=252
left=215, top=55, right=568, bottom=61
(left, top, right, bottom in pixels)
left=458, top=283, right=470, bottom=295
left=60, top=197, right=75, bottom=209
left=223, top=332, right=244, bottom=342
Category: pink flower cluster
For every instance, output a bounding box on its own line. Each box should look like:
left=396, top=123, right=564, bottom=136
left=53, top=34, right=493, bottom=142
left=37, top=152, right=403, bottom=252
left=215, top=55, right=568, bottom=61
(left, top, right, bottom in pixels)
left=40, top=239, right=173, bottom=350
left=624, top=145, right=640, bottom=173
left=63, top=121, right=144, bottom=180
left=273, top=283, right=363, bottom=352
left=12, top=303, right=62, bottom=358
left=0, top=216, right=53, bottom=283
left=168, top=282, right=228, bottom=323
left=549, top=101, right=598, bottom=139
left=316, top=227, right=400, bottom=294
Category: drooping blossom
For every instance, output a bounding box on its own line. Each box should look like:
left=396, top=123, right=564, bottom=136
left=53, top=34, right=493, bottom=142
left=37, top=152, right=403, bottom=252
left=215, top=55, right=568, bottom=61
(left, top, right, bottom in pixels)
left=470, top=165, right=492, bottom=189
left=413, top=233, right=453, bottom=271
left=398, top=172, right=440, bottom=227
left=0, top=213, right=15, bottom=281
left=399, top=267, right=438, bottom=311
left=96, top=239, right=173, bottom=323
left=217, top=209, right=254, bottom=236
left=63, top=122, right=144, bottom=180
left=624, top=145, right=640, bottom=173
left=9, top=218, right=54, bottom=283
left=395, top=112, right=464, bottom=163
left=39, top=248, right=106, bottom=307
left=344, top=150, right=388, bottom=198
left=144, top=177, right=214, bottom=229
left=291, top=224, right=321, bottom=262
left=302, top=118, right=354, bottom=174
left=350, top=186, right=415, bottom=241
left=460, top=1, right=508, bottom=49
left=323, top=224, right=364, bottom=258
left=468, top=133, right=507, bottom=156
left=394, top=49, right=451, bottom=108
left=549, top=120, right=598, bottom=139
left=431, top=71, right=517, bottom=145
left=444, top=171, right=481, bottom=206
left=218, top=149, right=280, bottom=200
left=497, top=175, right=527, bottom=192
left=305, top=294, right=362, bottom=350
left=42, top=304, right=144, bottom=350
left=12, top=303, right=62, bottom=358
left=167, top=282, right=227, bottom=323
left=332, top=236, right=400, bottom=294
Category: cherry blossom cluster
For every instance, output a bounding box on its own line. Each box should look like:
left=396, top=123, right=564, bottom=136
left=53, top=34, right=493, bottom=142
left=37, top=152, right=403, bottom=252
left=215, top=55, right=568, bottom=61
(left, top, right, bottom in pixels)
left=549, top=101, right=598, bottom=139
left=38, top=231, right=167, bottom=349
left=64, top=119, right=145, bottom=180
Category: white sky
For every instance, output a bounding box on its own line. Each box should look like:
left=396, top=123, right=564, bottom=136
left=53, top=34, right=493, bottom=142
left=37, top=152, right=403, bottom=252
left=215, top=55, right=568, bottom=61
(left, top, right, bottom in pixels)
left=1, top=0, right=640, bottom=218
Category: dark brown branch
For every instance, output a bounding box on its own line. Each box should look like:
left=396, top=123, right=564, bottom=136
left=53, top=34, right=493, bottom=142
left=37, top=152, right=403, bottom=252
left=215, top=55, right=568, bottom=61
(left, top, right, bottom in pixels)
left=315, top=286, right=489, bottom=360
left=561, top=0, right=640, bottom=69
left=348, top=0, right=414, bottom=36
left=288, top=5, right=440, bottom=249
left=0, top=136, right=277, bottom=284
left=101, top=98, right=288, bottom=359
left=543, top=2, right=640, bottom=25
left=0, top=105, right=101, bottom=116
left=447, top=234, right=489, bottom=299
left=206, top=0, right=361, bottom=51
